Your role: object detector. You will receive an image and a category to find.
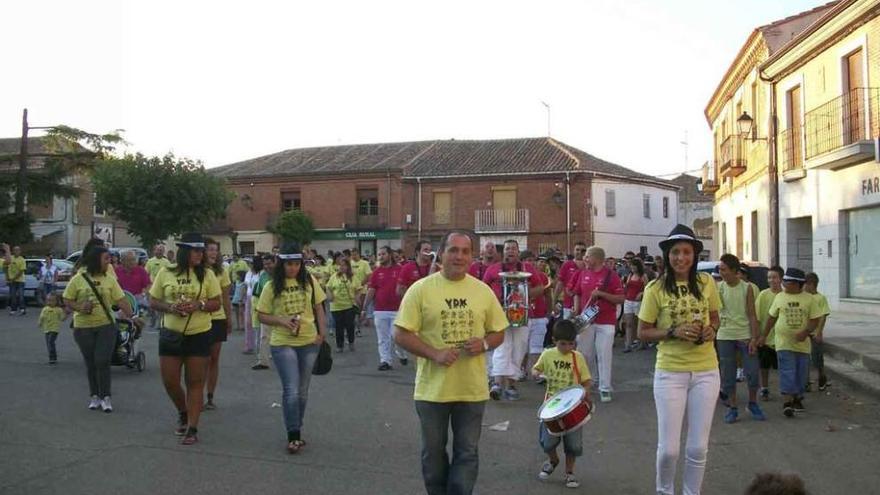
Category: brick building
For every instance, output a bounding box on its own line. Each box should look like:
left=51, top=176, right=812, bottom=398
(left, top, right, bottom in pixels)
left=209, top=137, right=677, bottom=257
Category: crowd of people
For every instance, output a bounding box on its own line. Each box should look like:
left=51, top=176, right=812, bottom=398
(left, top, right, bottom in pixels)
left=0, top=223, right=831, bottom=494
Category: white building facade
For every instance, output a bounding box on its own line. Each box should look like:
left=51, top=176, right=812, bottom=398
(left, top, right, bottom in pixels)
left=591, top=179, right=679, bottom=258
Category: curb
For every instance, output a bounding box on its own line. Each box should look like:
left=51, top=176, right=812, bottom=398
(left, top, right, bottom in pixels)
left=824, top=355, right=880, bottom=399
left=823, top=340, right=880, bottom=375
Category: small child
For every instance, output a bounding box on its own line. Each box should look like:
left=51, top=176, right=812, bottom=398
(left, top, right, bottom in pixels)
left=231, top=271, right=246, bottom=331
left=532, top=319, right=591, bottom=489
left=38, top=293, right=67, bottom=364
left=762, top=268, right=822, bottom=418
left=804, top=272, right=831, bottom=391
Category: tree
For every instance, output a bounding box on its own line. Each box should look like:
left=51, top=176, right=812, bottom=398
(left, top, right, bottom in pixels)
left=0, top=112, right=124, bottom=244
left=92, top=153, right=233, bottom=249
left=270, top=209, right=315, bottom=246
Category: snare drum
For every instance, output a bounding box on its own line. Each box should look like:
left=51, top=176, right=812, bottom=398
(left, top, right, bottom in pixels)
left=538, top=386, right=592, bottom=436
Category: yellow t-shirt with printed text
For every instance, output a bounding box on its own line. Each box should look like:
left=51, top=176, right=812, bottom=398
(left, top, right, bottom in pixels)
left=769, top=291, right=822, bottom=354
left=257, top=276, right=327, bottom=347
left=3, top=256, right=26, bottom=283
left=394, top=272, right=508, bottom=402
left=149, top=267, right=221, bottom=335
left=326, top=273, right=361, bottom=312
left=39, top=306, right=66, bottom=333
left=533, top=347, right=590, bottom=397
left=63, top=272, right=125, bottom=329
left=145, top=256, right=171, bottom=281
left=638, top=273, right=722, bottom=372
left=756, top=288, right=781, bottom=349
left=211, top=266, right=231, bottom=320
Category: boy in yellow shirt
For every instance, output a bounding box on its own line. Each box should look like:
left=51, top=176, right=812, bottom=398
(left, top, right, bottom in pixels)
left=532, top=319, right=591, bottom=489
left=804, top=272, right=832, bottom=391
left=39, top=293, right=68, bottom=364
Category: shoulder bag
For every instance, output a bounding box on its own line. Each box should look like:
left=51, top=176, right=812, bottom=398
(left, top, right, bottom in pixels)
left=310, top=278, right=333, bottom=375
left=159, top=278, right=202, bottom=354
left=82, top=274, right=120, bottom=332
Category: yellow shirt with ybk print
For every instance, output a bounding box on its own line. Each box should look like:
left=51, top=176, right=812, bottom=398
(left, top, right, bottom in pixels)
left=211, top=265, right=231, bottom=320
left=639, top=272, right=722, bottom=373
left=149, top=267, right=221, bottom=335
left=533, top=347, right=590, bottom=397
left=768, top=291, right=822, bottom=354
left=326, top=273, right=361, bottom=312
left=63, top=272, right=125, bottom=329
left=395, top=272, right=508, bottom=403
left=257, top=276, right=326, bottom=347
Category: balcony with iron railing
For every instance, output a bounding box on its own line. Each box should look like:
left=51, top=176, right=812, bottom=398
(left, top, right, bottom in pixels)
left=780, top=126, right=806, bottom=181
left=719, top=135, right=747, bottom=178
left=700, top=161, right=720, bottom=193
left=344, top=207, right=388, bottom=230
left=474, top=209, right=529, bottom=233
left=804, top=87, right=880, bottom=170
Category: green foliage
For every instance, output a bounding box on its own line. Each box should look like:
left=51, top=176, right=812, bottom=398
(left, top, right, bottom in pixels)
left=270, top=209, right=315, bottom=246
left=92, top=153, right=234, bottom=249
left=0, top=213, right=34, bottom=245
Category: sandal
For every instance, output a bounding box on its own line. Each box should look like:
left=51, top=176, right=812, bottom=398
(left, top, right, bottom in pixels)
left=181, top=428, right=198, bottom=445
left=287, top=440, right=306, bottom=454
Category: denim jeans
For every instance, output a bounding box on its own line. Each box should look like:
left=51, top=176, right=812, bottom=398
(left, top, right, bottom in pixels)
left=45, top=332, right=58, bottom=361
left=415, top=400, right=486, bottom=495
left=9, top=282, right=25, bottom=312
left=810, top=336, right=824, bottom=371
left=777, top=350, right=809, bottom=396
left=717, top=339, right=759, bottom=396
left=271, top=344, right=318, bottom=434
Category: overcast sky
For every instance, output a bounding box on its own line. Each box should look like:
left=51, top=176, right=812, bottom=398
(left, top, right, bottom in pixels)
left=2, top=0, right=823, bottom=177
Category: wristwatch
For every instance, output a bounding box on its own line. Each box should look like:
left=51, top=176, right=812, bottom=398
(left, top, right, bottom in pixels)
left=666, top=327, right=677, bottom=340
left=198, top=300, right=206, bottom=312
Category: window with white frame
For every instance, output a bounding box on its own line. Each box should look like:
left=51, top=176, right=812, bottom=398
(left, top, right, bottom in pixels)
left=605, top=189, right=616, bottom=217
left=643, top=194, right=651, bottom=218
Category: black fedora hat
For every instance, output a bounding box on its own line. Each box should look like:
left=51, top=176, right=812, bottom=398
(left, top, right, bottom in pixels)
left=783, top=267, right=806, bottom=283
left=659, top=224, right=704, bottom=254
left=277, top=242, right=303, bottom=261
left=176, top=232, right=206, bottom=249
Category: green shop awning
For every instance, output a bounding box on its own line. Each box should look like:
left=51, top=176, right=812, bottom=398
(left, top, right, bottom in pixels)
left=312, top=229, right=403, bottom=241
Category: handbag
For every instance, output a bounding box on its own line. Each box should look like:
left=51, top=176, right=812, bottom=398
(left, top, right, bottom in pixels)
left=159, top=279, right=202, bottom=354
left=309, top=278, right=333, bottom=375
left=82, top=274, right=120, bottom=333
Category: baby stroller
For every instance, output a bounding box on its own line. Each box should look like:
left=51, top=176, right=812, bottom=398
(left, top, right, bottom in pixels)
left=112, top=291, right=146, bottom=372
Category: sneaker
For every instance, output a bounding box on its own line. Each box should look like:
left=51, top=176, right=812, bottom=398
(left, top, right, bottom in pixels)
left=242, top=349, right=255, bottom=355
left=88, top=395, right=101, bottom=410
left=736, top=367, right=744, bottom=382
left=818, top=376, right=830, bottom=391
left=348, top=342, right=355, bottom=352
left=760, top=388, right=770, bottom=401
left=19, top=309, right=26, bottom=316
left=356, top=329, right=363, bottom=337
left=503, top=387, right=521, bottom=401
left=600, top=391, right=612, bottom=403
left=8, top=309, right=14, bottom=316
left=489, top=384, right=502, bottom=401
left=181, top=428, right=198, bottom=445
left=100, top=396, right=113, bottom=413
left=378, top=362, right=392, bottom=371
left=783, top=402, right=794, bottom=418
left=48, top=359, right=57, bottom=365
left=805, top=381, right=813, bottom=392
left=719, top=390, right=729, bottom=402
left=336, top=346, right=344, bottom=353
left=538, top=460, right=558, bottom=480
left=175, top=412, right=188, bottom=436
left=204, top=399, right=216, bottom=411
left=564, top=473, right=580, bottom=488
left=536, top=376, right=547, bottom=385
left=251, top=363, right=269, bottom=370
left=399, top=358, right=408, bottom=366
left=724, top=407, right=738, bottom=424
left=747, top=402, right=766, bottom=421
left=793, top=398, right=806, bottom=412
left=622, top=346, right=633, bottom=354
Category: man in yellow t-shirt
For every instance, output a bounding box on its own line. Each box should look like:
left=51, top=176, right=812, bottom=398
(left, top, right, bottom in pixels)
left=394, top=231, right=507, bottom=495
left=2, top=243, right=28, bottom=315
left=145, top=244, right=171, bottom=328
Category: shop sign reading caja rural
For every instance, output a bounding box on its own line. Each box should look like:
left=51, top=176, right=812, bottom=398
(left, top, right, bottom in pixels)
left=313, top=229, right=401, bottom=241
left=345, top=231, right=376, bottom=239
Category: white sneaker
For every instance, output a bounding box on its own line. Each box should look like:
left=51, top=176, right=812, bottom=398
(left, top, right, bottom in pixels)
left=100, top=396, right=113, bottom=413
left=600, top=390, right=613, bottom=403
left=88, top=395, right=101, bottom=410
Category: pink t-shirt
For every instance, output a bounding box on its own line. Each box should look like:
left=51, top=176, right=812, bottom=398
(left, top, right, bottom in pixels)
left=468, top=261, right=492, bottom=282
left=115, top=265, right=151, bottom=295
left=368, top=265, right=402, bottom=312
left=397, top=260, right=433, bottom=291
left=481, top=261, right=542, bottom=301
left=557, top=260, right=580, bottom=309
left=529, top=270, right=550, bottom=318
left=572, top=267, right=623, bottom=325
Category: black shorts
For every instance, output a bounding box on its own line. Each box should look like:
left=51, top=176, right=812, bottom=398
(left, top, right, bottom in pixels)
left=758, top=345, right=778, bottom=369
left=210, top=319, right=228, bottom=343
left=158, top=330, right=213, bottom=357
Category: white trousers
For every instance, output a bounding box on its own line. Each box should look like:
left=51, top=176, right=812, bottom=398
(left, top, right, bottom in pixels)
left=653, top=370, right=720, bottom=495
left=491, top=325, right=529, bottom=379
left=576, top=323, right=615, bottom=392
left=374, top=311, right=407, bottom=364
left=528, top=318, right=549, bottom=354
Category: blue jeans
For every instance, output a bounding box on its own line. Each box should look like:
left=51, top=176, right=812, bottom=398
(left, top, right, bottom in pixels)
left=717, top=339, right=759, bottom=397
left=777, top=350, right=809, bottom=396
left=9, top=282, right=25, bottom=311
left=539, top=422, right=583, bottom=456
left=271, top=344, right=318, bottom=435
left=415, top=401, right=485, bottom=495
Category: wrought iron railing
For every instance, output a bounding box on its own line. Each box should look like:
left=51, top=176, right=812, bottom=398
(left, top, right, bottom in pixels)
left=474, top=209, right=529, bottom=233
left=344, top=207, right=388, bottom=229
left=701, top=161, right=719, bottom=191
left=780, top=126, right=804, bottom=173
left=804, top=87, right=880, bottom=160
left=719, top=135, right=747, bottom=174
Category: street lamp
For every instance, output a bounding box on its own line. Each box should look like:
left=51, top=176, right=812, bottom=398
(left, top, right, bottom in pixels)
left=736, top=111, right=767, bottom=141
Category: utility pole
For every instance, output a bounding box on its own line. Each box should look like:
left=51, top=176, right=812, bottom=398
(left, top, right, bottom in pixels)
left=541, top=101, right=551, bottom=137
left=680, top=130, right=689, bottom=174
left=15, top=108, right=29, bottom=217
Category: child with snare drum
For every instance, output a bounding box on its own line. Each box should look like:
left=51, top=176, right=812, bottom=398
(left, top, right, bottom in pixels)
left=532, top=319, right=592, bottom=489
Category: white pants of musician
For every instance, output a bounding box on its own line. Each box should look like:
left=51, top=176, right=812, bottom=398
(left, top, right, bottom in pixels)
left=528, top=317, right=549, bottom=355
left=374, top=311, right=407, bottom=365
left=576, top=323, right=614, bottom=392
left=491, top=325, right=529, bottom=379
left=653, top=370, right=720, bottom=495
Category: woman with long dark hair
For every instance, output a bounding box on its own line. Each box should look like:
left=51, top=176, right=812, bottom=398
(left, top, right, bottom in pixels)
left=63, top=245, right=132, bottom=412
left=638, top=225, right=722, bottom=495
left=326, top=256, right=361, bottom=352
left=622, top=257, right=648, bottom=353
left=204, top=238, right=232, bottom=410
left=149, top=233, right=222, bottom=445
left=256, top=243, right=326, bottom=454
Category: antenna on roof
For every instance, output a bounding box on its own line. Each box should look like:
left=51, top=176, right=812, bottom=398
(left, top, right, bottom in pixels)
left=680, top=130, right=689, bottom=174
left=540, top=100, right=551, bottom=137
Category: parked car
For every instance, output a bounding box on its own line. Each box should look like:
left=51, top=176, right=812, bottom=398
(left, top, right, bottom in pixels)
left=66, top=247, right=148, bottom=266
left=0, top=258, right=76, bottom=307
left=697, top=260, right=769, bottom=291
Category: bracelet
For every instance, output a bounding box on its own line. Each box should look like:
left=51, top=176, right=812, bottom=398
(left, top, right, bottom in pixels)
left=482, top=339, right=489, bottom=352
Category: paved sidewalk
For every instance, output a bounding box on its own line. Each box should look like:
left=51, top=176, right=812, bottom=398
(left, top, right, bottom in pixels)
left=820, top=312, right=880, bottom=394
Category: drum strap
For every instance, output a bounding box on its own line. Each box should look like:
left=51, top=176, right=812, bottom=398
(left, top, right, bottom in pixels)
left=572, top=352, right=582, bottom=385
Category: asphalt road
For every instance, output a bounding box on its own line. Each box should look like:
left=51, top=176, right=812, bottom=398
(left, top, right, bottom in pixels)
left=1, top=311, right=878, bottom=495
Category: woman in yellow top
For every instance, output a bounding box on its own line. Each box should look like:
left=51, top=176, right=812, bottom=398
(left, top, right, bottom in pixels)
left=638, top=225, right=721, bottom=495
left=257, top=243, right=327, bottom=454
left=325, top=257, right=361, bottom=352
left=149, top=233, right=222, bottom=445
left=204, top=238, right=232, bottom=410
left=63, top=246, right=132, bottom=413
